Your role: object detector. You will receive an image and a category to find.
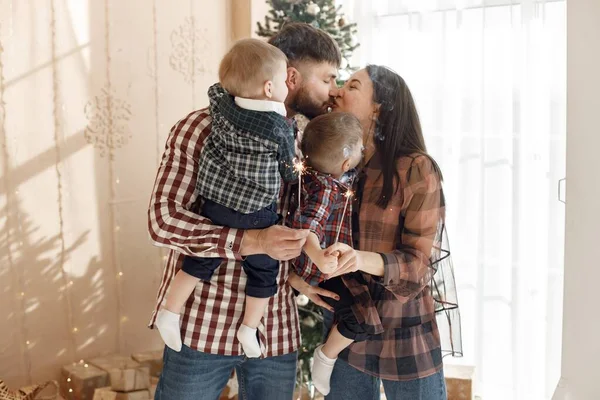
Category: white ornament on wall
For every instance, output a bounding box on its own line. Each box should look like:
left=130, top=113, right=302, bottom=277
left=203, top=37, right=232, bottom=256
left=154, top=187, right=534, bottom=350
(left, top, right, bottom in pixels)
left=169, top=17, right=209, bottom=84
left=83, top=86, right=132, bottom=159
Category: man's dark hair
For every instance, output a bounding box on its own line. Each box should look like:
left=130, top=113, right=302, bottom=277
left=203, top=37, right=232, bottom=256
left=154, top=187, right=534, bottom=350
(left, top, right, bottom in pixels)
left=268, top=23, right=341, bottom=67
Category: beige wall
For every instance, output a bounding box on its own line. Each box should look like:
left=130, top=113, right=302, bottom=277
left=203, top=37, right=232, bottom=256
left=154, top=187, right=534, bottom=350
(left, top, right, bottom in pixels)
left=554, top=0, right=600, bottom=398
left=230, top=0, right=270, bottom=40
left=0, top=0, right=231, bottom=388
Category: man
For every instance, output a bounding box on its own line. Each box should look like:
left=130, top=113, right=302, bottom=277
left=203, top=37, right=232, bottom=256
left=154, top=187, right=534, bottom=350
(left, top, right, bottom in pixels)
left=148, top=23, right=341, bottom=400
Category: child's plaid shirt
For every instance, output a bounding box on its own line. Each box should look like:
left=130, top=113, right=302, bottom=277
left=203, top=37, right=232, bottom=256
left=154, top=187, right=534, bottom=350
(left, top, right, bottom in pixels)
left=288, top=170, right=385, bottom=337
left=196, top=84, right=297, bottom=214
left=289, top=170, right=353, bottom=286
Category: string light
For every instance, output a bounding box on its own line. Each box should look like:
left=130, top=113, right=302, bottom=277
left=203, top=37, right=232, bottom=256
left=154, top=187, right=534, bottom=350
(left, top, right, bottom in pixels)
left=50, top=0, right=78, bottom=367
left=0, top=6, right=31, bottom=382
left=104, top=0, right=124, bottom=353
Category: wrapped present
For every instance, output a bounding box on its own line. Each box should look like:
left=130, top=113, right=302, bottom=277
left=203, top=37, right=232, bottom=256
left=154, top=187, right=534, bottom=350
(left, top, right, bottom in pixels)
left=60, top=362, right=109, bottom=400
left=444, top=365, right=475, bottom=400
left=148, top=378, right=158, bottom=400
left=0, top=379, right=59, bottom=400
left=130, top=351, right=162, bottom=378
left=91, top=387, right=150, bottom=400
left=89, top=356, right=149, bottom=392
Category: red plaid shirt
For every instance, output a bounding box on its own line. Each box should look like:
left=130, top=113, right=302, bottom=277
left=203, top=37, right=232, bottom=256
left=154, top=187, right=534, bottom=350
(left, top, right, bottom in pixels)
left=288, top=171, right=353, bottom=285
left=289, top=171, right=385, bottom=336
left=147, top=109, right=300, bottom=357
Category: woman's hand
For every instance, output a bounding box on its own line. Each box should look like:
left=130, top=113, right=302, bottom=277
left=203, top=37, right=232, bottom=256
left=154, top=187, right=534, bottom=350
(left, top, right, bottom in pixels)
left=287, top=271, right=339, bottom=312
left=324, top=242, right=360, bottom=278
left=325, top=243, right=386, bottom=278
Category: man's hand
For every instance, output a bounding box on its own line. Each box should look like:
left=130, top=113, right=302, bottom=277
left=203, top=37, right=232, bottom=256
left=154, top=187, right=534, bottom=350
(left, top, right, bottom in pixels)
left=287, top=271, right=339, bottom=312
left=240, top=225, right=310, bottom=261
left=324, top=242, right=360, bottom=278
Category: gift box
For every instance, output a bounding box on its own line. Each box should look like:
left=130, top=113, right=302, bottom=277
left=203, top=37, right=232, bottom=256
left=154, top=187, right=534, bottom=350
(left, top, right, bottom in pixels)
left=60, top=362, right=109, bottom=400
left=131, top=351, right=163, bottom=378
left=445, top=365, right=475, bottom=400
left=89, top=355, right=150, bottom=392
left=149, top=377, right=158, bottom=399
left=92, top=387, right=150, bottom=400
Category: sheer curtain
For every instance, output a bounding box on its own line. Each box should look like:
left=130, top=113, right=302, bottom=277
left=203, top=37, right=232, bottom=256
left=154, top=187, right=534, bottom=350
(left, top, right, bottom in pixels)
left=338, top=1, right=566, bottom=399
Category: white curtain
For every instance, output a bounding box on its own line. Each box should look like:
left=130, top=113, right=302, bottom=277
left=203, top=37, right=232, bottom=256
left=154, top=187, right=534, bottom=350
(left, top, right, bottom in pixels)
left=338, top=1, right=566, bottom=399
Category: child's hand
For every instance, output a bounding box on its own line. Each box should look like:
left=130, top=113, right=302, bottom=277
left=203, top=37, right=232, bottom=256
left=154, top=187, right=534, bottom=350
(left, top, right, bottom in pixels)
left=315, top=252, right=338, bottom=275
left=328, top=250, right=340, bottom=258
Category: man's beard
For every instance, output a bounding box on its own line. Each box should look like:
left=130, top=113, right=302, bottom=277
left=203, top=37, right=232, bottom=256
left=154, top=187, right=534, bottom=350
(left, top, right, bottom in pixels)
left=289, top=86, right=331, bottom=119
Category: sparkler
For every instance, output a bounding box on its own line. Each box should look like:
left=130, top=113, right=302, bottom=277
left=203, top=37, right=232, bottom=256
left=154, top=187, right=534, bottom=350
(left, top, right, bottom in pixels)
left=293, top=158, right=307, bottom=206
left=334, top=187, right=354, bottom=243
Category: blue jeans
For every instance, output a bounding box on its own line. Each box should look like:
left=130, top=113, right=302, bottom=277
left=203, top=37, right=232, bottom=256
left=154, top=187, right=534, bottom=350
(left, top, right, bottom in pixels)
left=323, top=310, right=448, bottom=400
left=154, top=344, right=297, bottom=400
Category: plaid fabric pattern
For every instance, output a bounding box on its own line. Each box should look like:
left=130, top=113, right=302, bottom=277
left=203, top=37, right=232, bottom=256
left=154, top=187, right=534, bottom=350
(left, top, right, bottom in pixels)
left=288, top=171, right=353, bottom=286
left=289, top=170, right=384, bottom=336
left=147, top=108, right=300, bottom=357
left=338, top=153, right=462, bottom=381
left=195, top=84, right=296, bottom=214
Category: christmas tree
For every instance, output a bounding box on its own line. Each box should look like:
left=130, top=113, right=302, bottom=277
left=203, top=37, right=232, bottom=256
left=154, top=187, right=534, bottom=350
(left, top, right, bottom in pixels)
left=256, top=0, right=359, bottom=79
left=295, top=293, right=324, bottom=394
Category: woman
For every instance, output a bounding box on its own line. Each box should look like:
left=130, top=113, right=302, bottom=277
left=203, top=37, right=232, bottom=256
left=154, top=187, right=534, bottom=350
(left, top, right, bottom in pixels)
left=288, top=65, right=461, bottom=399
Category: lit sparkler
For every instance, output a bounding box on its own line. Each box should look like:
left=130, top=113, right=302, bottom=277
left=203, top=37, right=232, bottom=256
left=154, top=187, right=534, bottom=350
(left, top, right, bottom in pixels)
left=293, top=158, right=307, bottom=206
left=334, top=187, right=354, bottom=243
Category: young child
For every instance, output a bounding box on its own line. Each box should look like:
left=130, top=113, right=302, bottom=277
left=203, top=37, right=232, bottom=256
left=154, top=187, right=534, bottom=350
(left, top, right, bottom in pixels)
left=155, top=38, right=297, bottom=357
left=290, top=112, right=384, bottom=396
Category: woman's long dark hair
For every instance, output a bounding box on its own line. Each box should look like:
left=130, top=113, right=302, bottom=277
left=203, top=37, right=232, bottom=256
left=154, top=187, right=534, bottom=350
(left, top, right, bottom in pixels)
left=366, top=65, right=443, bottom=208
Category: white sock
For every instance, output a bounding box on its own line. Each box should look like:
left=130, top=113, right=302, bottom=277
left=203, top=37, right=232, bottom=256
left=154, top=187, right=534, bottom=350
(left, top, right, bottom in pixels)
left=155, top=309, right=182, bottom=352
left=311, top=344, right=337, bottom=396
left=236, top=324, right=262, bottom=358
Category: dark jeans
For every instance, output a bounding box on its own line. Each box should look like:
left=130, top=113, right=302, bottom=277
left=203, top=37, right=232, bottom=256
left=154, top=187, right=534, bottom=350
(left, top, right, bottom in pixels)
left=319, top=276, right=370, bottom=342
left=181, top=199, right=280, bottom=298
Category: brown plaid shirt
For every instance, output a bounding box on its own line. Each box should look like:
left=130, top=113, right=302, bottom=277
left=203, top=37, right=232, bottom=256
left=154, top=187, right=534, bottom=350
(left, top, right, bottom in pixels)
left=339, top=152, right=460, bottom=381
left=147, top=109, right=300, bottom=357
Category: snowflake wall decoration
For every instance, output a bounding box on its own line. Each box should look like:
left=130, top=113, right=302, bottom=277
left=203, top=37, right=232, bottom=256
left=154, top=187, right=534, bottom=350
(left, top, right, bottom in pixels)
left=169, top=17, right=209, bottom=84
left=84, top=86, right=132, bottom=159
